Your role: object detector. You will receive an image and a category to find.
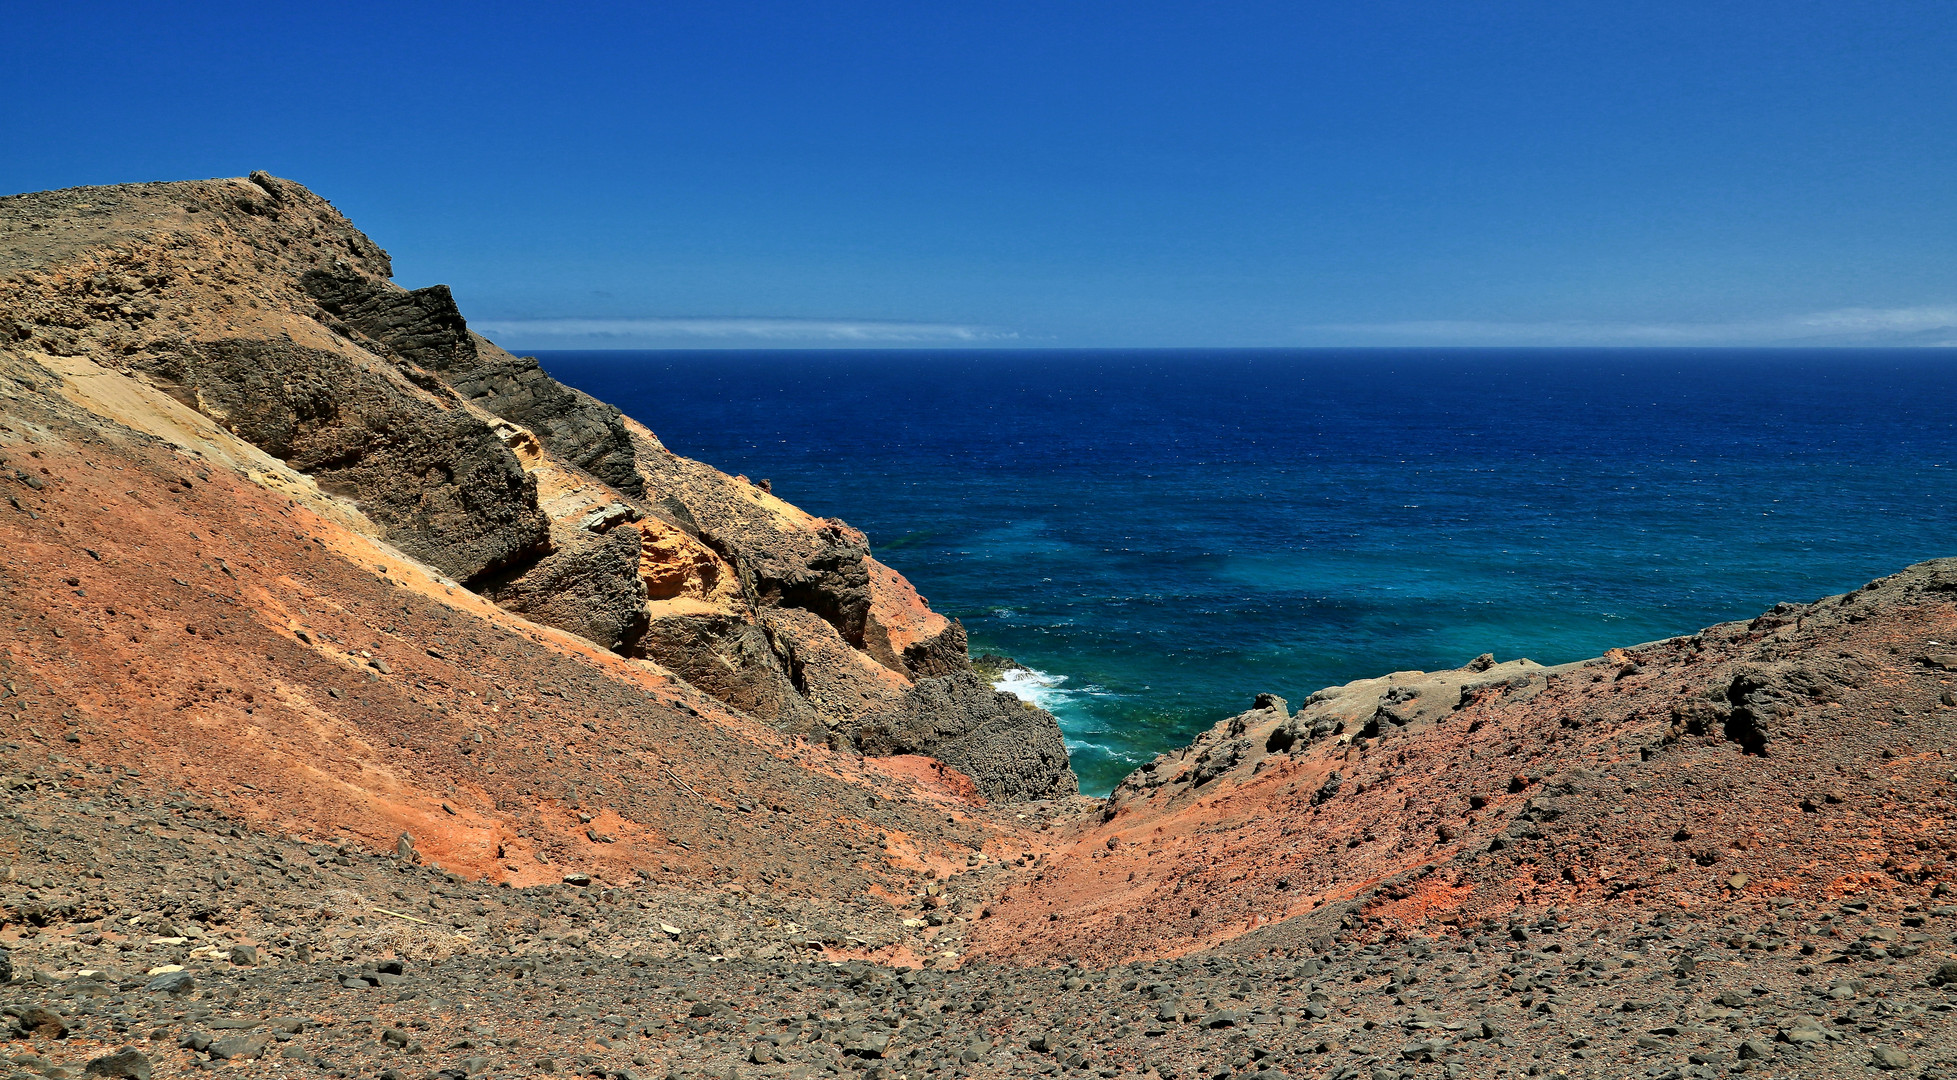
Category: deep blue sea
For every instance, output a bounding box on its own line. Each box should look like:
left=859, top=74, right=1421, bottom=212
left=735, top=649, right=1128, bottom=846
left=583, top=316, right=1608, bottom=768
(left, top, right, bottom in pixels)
left=537, top=349, right=1957, bottom=794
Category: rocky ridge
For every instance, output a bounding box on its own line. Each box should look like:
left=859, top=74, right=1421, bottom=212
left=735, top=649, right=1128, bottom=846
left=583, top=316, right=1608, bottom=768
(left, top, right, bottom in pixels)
left=0, top=173, right=1072, bottom=803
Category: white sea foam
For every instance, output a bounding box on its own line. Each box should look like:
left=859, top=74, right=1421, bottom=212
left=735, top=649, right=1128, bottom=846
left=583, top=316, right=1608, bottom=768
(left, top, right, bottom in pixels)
left=992, top=665, right=1070, bottom=711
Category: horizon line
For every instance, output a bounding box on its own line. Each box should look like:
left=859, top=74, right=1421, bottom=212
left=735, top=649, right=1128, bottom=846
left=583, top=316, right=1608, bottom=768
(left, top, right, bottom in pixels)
left=504, top=343, right=1957, bottom=353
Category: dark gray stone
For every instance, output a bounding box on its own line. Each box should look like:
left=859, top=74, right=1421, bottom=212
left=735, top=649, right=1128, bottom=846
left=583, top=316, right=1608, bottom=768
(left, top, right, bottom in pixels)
left=130, top=338, right=548, bottom=583
left=853, top=670, right=1076, bottom=801
left=12, top=1006, right=67, bottom=1039
left=84, top=1047, right=152, bottom=1080
left=482, top=526, right=648, bottom=652
left=144, top=970, right=194, bottom=996
left=299, top=268, right=645, bottom=497
left=208, top=1034, right=271, bottom=1061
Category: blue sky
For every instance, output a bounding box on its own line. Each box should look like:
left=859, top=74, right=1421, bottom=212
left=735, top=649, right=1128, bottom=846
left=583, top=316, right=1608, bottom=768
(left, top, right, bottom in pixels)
left=5, top=1, right=1955, bottom=348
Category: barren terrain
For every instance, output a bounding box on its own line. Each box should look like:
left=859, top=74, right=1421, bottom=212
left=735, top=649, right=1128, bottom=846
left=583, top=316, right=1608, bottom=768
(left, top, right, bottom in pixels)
left=3, top=176, right=1954, bottom=1080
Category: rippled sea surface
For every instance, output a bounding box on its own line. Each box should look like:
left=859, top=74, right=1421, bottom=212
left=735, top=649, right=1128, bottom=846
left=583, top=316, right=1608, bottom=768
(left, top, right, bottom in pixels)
left=539, top=349, right=1957, bottom=794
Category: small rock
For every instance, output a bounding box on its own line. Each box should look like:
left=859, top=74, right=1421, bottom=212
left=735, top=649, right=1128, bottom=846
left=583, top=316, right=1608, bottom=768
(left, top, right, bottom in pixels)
left=1314, top=772, right=1343, bottom=804
left=382, top=1028, right=412, bottom=1048
left=1736, top=1039, right=1772, bottom=1060
left=228, top=944, right=257, bottom=966
left=1870, top=1046, right=1913, bottom=1071
left=14, top=1006, right=69, bottom=1039
left=844, top=1030, right=892, bottom=1058
left=1929, top=960, right=1957, bottom=986
left=563, top=872, right=593, bottom=887
left=144, top=971, right=194, bottom=996
left=84, top=1048, right=151, bottom=1080
left=1200, top=1009, right=1242, bottom=1029
left=207, top=1034, right=271, bottom=1061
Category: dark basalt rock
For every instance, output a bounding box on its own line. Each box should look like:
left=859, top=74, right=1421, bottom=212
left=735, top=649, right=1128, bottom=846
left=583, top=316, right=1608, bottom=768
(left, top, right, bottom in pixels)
left=300, top=271, right=475, bottom=371
left=301, top=268, right=645, bottom=496
left=481, top=526, right=649, bottom=653
left=132, top=338, right=548, bottom=583
left=732, top=531, right=875, bottom=650
left=637, top=611, right=824, bottom=734
left=898, top=618, right=971, bottom=679
left=855, top=670, right=1077, bottom=801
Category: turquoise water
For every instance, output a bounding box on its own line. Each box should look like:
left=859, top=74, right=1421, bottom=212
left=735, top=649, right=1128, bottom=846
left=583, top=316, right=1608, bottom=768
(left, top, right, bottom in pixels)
left=539, top=349, right=1957, bottom=794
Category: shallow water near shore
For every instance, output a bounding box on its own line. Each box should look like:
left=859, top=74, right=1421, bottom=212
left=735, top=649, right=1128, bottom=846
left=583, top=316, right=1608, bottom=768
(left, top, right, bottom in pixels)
left=539, top=348, right=1957, bottom=795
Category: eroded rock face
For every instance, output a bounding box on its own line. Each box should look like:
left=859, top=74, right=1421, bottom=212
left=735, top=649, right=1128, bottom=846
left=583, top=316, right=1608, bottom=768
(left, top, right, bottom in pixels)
left=134, top=337, right=549, bottom=583
left=856, top=671, right=1079, bottom=802
left=767, top=606, right=912, bottom=724
left=631, top=439, right=878, bottom=649
left=300, top=267, right=646, bottom=497
left=638, top=611, right=823, bottom=733
left=481, top=525, right=649, bottom=651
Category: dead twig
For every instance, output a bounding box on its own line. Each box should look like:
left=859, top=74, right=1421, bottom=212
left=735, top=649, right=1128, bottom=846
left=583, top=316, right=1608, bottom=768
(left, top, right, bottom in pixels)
left=664, top=768, right=706, bottom=801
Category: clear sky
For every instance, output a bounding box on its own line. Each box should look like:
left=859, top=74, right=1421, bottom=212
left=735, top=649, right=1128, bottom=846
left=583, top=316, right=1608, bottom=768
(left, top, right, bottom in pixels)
left=6, top=1, right=1955, bottom=348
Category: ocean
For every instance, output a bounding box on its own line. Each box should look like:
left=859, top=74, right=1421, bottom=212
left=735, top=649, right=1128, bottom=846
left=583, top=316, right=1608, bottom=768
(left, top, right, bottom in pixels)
left=537, top=349, right=1957, bottom=795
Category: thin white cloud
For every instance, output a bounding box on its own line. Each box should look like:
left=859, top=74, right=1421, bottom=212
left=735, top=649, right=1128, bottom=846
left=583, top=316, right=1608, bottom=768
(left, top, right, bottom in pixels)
left=474, top=316, right=1016, bottom=348
left=1305, top=306, right=1957, bottom=347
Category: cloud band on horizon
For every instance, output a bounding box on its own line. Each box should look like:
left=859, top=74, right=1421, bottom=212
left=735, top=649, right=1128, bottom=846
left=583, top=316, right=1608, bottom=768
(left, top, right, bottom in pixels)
left=473, top=316, right=1018, bottom=349
left=1306, top=305, right=1957, bottom=347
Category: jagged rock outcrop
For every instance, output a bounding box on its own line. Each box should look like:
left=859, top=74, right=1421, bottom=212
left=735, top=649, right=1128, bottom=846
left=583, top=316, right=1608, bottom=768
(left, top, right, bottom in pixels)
left=132, top=337, right=548, bottom=582
left=299, top=266, right=647, bottom=497
left=1108, top=657, right=1554, bottom=811
left=479, top=524, right=649, bottom=650
left=0, top=172, right=1073, bottom=801
left=854, top=671, right=1080, bottom=802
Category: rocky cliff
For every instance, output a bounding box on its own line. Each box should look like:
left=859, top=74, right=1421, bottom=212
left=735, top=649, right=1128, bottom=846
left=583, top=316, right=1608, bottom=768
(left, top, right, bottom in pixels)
left=0, top=173, right=1072, bottom=802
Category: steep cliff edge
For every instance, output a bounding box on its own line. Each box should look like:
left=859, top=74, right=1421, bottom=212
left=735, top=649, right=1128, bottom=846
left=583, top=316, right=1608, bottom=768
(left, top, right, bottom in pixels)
left=0, top=173, right=1072, bottom=801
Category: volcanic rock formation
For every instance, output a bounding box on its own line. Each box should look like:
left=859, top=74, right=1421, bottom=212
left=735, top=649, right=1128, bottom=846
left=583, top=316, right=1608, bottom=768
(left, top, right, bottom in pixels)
left=0, top=173, right=1073, bottom=803
left=3, top=175, right=1955, bottom=1080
